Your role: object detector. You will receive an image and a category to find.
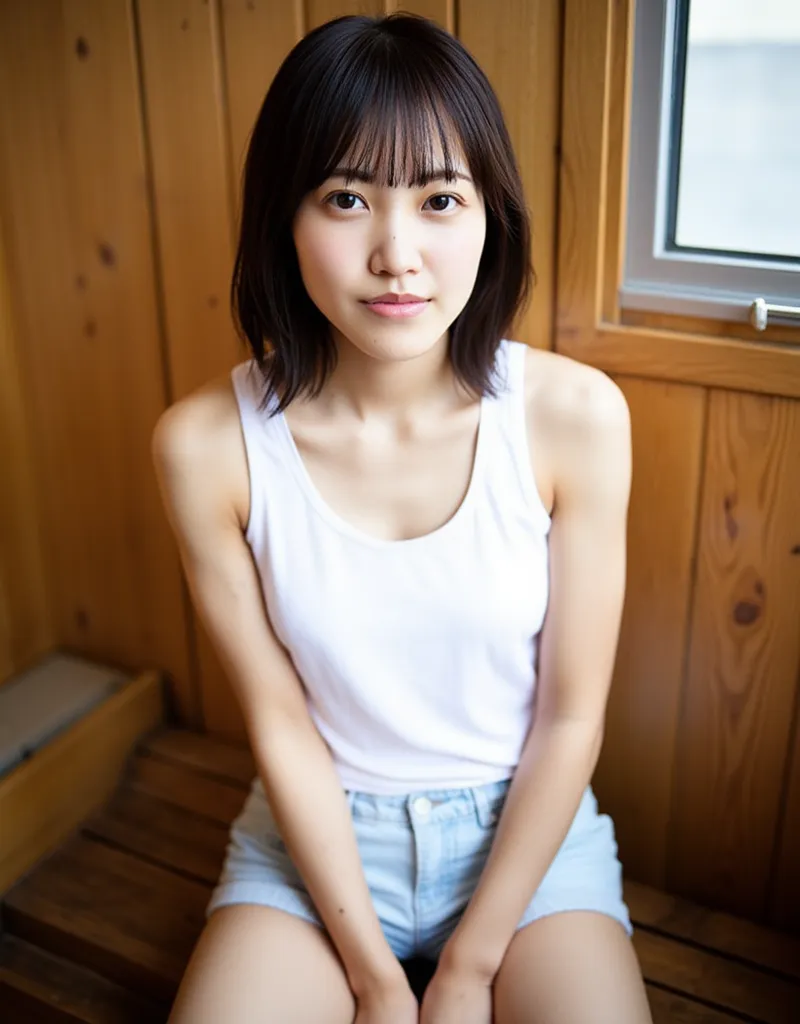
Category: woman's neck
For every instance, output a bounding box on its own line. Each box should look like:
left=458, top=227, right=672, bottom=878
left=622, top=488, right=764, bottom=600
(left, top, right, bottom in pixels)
left=312, top=329, right=466, bottom=426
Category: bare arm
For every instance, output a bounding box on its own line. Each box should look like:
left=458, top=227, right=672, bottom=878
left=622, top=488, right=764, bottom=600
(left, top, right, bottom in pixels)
left=151, top=391, right=407, bottom=998
left=441, top=365, right=632, bottom=978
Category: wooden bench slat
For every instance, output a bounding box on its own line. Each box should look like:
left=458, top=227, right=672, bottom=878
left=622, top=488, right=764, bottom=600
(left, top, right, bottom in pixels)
left=84, top=788, right=228, bottom=886
left=126, top=754, right=247, bottom=827
left=0, top=935, right=166, bottom=1023
left=634, top=928, right=799, bottom=1023
left=2, top=836, right=208, bottom=1003
left=646, top=984, right=750, bottom=1023
left=627, top=879, right=800, bottom=983
left=0, top=986, right=71, bottom=1024
left=140, top=730, right=254, bottom=788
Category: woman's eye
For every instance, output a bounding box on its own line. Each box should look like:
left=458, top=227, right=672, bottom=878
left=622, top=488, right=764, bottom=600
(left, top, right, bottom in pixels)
left=425, top=194, right=459, bottom=213
left=327, top=192, right=364, bottom=211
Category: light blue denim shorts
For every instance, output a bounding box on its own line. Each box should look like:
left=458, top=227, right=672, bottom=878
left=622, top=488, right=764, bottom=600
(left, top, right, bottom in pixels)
left=206, top=776, right=633, bottom=961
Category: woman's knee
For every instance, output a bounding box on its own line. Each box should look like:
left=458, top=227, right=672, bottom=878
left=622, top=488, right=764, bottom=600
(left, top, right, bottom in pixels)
left=493, top=911, right=652, bottom=1024
left=168, top=904, right=356, bottom=1024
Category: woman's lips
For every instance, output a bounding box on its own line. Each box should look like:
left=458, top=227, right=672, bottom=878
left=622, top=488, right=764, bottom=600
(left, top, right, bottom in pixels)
left=363, top=300, right=430, bottom=318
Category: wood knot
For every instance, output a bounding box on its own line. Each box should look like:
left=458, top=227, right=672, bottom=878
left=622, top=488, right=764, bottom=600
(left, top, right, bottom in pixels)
left=733, top=601, right=760, bottom=626
left=98, top=242, right=116, bottom=267
left=75, top=37, right=90, bottom=60
left=732, top=568, right=765, bottom=627
left=723, top=494, right=738, bottom=541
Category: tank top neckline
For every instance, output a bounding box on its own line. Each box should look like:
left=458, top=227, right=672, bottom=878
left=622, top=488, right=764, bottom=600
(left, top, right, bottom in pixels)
left=274, top=388, right=492, bottom=551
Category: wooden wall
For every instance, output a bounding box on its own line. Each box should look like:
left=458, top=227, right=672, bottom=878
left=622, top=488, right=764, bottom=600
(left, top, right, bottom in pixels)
left=0, top=0, right=797, bottom=936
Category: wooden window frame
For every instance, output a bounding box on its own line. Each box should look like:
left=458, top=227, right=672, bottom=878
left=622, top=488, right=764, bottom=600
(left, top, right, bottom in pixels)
left=556, top=0, right=800, bottom=400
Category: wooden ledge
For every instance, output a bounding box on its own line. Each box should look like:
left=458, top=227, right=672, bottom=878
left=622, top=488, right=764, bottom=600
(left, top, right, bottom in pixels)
left=0, top=670, right=164, bottom=895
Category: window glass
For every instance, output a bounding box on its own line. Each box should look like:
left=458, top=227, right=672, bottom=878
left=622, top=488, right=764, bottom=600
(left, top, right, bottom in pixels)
left=674, top=0, right=800, bottom=260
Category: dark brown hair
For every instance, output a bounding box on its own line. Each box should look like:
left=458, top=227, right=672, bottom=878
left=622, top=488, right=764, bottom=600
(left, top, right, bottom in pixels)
left=232, top=12, right=533, bottom=414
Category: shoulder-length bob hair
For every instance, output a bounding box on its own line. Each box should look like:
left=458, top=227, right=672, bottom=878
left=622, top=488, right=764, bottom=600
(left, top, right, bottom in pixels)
left=232, top=12, right=533, bottom=415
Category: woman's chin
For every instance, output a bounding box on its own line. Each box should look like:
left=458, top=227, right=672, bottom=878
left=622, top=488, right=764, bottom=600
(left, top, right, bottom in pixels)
left=338, top=332, right=449, bottom=363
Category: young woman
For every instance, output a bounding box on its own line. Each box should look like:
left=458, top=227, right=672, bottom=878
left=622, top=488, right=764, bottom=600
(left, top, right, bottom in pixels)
left=153, top=12, right=653, bottom=1024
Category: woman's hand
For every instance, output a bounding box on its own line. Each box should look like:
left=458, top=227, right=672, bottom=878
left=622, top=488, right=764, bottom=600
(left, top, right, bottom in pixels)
left=418, top=963, right=493, bottom=1024
left=354, top=977, right=419, bottom=1023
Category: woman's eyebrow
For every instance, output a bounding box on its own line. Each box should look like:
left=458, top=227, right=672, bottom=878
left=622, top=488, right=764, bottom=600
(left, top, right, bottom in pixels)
left=329, top=167, right=474, bottom=186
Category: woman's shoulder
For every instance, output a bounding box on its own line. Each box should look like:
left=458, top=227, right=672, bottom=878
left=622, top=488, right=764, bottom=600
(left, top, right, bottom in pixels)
left=151, top=369, right=251, bottom=532
left=515, top=344, right=630, bottom=511
left=153, top=370, right=242, bottom=452
left=520, top=343, right=629, bottom=439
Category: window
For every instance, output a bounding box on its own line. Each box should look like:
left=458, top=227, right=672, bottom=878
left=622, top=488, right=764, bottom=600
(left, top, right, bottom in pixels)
left=622, top=0, right=800, bottom=328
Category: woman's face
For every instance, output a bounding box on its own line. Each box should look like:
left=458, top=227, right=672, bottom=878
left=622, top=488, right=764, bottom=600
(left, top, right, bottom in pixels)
left=292, top=136, right=487, bottom=364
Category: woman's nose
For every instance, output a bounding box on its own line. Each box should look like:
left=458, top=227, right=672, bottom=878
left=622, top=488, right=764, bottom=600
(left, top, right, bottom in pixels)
left=368, top=221, right=423, bottom=277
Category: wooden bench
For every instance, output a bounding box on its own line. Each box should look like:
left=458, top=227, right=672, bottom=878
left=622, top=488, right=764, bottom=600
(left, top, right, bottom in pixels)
left=1, top=729, right=798, bottom=1022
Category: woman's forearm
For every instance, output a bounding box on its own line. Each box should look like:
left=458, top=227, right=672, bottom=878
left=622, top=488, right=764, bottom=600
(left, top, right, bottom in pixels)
left=250, top=714, right=406, bottom=996
left=443, top=717, right=605, bottom=978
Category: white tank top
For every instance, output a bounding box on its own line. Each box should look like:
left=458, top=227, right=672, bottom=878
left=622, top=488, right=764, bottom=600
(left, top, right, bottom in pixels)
left=231, top=338, right=551, bottom=794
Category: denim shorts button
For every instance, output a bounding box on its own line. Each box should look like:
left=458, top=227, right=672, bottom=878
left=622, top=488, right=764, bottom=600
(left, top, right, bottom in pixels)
left=413, top=796, right=432, bottom=816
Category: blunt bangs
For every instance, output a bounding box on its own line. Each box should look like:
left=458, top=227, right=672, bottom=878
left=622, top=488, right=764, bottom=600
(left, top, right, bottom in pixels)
left=232, top=13, right=533, bottom=414
left=317, top=97, right=464, bottom=195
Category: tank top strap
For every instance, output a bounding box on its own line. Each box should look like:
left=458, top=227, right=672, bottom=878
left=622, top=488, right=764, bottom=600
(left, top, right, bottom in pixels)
left=485, top=339, right=552, bottom=531
left=231, top=359, right=295, bottom=459
left=231, top=360, right=277, bottom=423
left=230, top=359, right=295, bottom=549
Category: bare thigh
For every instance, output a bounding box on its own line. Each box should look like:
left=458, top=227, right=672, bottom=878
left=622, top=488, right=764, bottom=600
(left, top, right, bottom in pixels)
left=493, top=911, right=653, bottom=1024
left=168, top=905, right=356, bottom=1024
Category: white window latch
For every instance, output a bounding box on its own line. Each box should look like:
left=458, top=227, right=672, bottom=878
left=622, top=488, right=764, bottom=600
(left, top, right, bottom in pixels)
left=750, top=298, right=800, bottom=331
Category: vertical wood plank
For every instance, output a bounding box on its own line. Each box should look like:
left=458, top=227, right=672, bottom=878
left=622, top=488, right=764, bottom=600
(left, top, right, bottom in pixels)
left=556, top=0, right=611, bottom=341
left=460, top=0, right=561, bottom=350
left=136, top=0, right=241, bottom=399
left=670, top=391, right=800, bottom=920
left=0, top=214, right=55, bottom=684
left=600, top=0, right=633, bottom=324
left=221, top=0, right=303, bottom=218
left=385, top=0, right=453, bottom=29
left=771, top=686, right=800, bottom=932
left=0, top=0, right=84, bottom=680
left=770, top=692, right=798, bottom=933
left=307, top=0, right=384, bottom=28
left=594, top=377, right=705, bottom=888
left=0, top=0, right=193, bottom=716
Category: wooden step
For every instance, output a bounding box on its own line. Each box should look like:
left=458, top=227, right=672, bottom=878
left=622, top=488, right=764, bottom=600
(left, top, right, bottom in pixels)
left=125, top=752, right=248, bottom=826
left=633, top=929, right=798, bottom=1022
left=0, top=934, right=166, bottom=1023
left=140, top=729, right=255, bottom=788
left=2, top=834, right=209, bottom=1004
left=84, top=787, right=229, bottom=886
left=625, top=878, right=800, bottom=983
left=2, top=728, right=799, bottom=1022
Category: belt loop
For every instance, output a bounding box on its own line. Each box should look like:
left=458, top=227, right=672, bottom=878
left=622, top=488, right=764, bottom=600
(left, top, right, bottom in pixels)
left=470, top=780, right=512, bottom=828
left=470, top=785, right=494, bottom=828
